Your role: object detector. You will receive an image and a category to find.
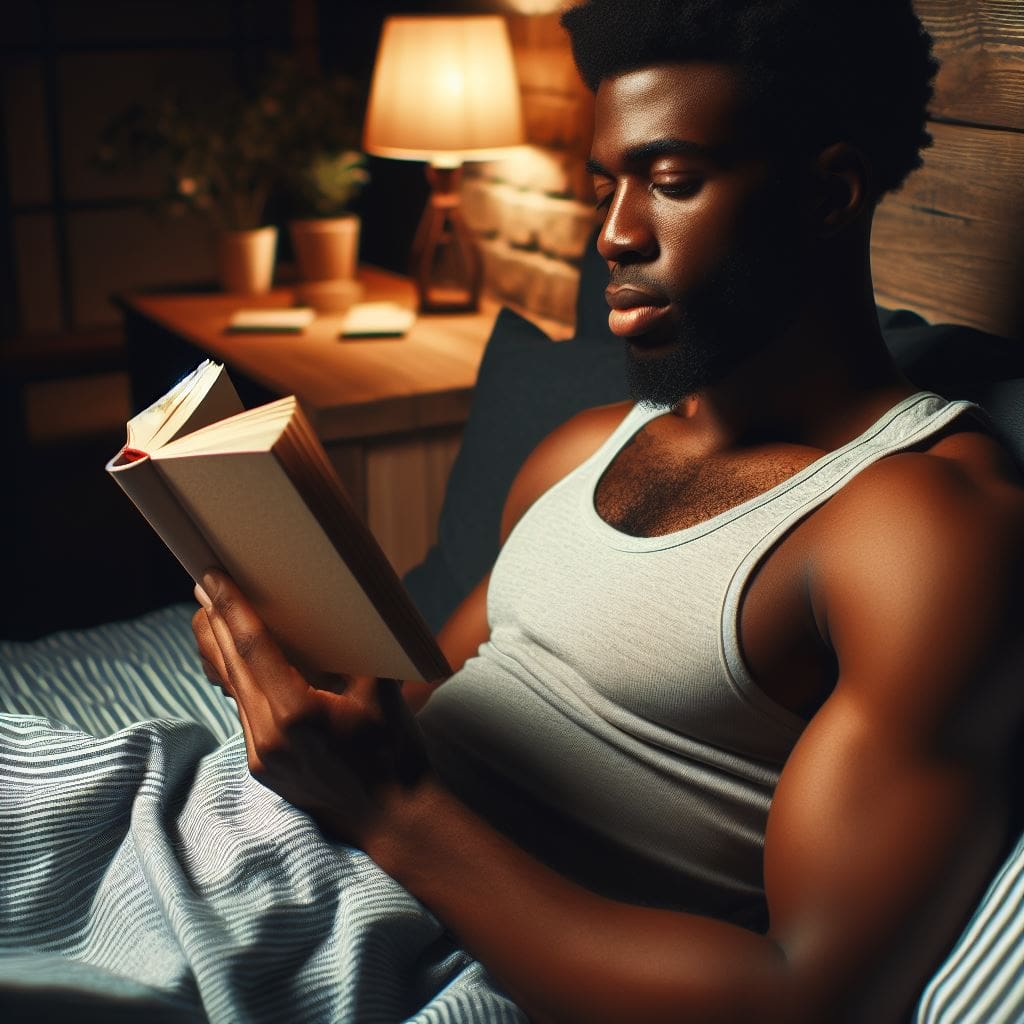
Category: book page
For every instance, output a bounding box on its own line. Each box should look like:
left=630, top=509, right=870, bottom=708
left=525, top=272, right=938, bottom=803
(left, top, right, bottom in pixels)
left=155, top=396, right=295, bottom=458
left=149, top=362, right=244, bottom=451
left=124, top=362, right=243, bottom=454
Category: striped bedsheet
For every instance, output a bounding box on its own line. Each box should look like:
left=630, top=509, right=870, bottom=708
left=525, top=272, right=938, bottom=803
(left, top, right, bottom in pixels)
left=0, top=604, right=526, bottom=1024
left=2, top=605, right=1021, bottom=1022
left=913, top=829, right=1024, bottom=1024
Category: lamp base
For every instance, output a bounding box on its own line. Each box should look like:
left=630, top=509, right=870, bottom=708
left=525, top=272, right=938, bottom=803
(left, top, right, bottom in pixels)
left=410, top=165, right=482, bottom=314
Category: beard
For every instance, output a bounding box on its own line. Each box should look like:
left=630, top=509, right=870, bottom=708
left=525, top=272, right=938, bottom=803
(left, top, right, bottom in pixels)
left=625, top=225, right=802, bottom=410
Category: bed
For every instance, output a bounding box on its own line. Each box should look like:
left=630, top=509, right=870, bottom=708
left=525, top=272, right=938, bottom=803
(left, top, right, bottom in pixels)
left=3, top=4, right=1023, bottom=1021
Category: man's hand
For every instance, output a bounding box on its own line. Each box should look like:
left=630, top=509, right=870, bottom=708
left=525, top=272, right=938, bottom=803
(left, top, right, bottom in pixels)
left=191, top=569, right=431, bottom=847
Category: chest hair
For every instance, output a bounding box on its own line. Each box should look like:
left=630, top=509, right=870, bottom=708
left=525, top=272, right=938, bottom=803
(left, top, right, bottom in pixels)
left=595, top=425, right=818, bottom=538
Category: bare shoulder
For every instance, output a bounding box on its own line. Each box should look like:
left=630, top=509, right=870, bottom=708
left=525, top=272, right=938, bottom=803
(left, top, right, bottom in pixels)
left=808, top=426, right=1024, bottom=742
left=499, top=400, right=634, bottom=542
left=819, top=425, right=1024, bottom=569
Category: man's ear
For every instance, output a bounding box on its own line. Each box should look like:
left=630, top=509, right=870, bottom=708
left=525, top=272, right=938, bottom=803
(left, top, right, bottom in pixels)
left=810, top=142, right=872, bottom=236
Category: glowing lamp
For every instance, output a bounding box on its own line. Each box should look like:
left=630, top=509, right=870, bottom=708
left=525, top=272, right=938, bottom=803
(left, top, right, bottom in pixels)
left=364, top=15, right=525, bottom=312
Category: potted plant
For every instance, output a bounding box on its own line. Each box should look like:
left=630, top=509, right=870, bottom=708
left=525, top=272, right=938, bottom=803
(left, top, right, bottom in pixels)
left=96, top=58, right=368, bottom=296
left=98, top=80, right=285, bottom=293
left=286, top=149, right=369, bottom=284
left=272, top=68, right=370, bottom=309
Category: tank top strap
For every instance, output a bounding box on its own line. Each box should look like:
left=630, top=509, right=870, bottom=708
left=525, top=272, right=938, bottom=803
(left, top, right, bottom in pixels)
left=719, top=392, right=981, bottom=723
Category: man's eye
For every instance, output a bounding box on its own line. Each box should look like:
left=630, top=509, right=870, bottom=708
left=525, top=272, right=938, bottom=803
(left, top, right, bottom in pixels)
left=594, top=191, right=613, bottom=212
left=650, top=179, right=701, bottom=199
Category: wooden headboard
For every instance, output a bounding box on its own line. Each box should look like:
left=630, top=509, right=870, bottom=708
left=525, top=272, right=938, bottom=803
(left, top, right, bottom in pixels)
left=871, top=0, right=1024, bottom=340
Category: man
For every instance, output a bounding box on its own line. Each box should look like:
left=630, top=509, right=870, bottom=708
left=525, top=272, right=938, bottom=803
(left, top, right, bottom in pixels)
left=194, top=1, right=1024, bottom=1020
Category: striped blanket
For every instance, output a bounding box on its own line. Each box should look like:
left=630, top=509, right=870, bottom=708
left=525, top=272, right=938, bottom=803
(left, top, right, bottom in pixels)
left=2, top=605, right=1022, bottom=1023
left=0, top=605, right=525, bottom=1024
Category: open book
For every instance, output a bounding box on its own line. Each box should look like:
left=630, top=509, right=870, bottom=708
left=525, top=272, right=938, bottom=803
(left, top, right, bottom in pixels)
left=106, top=361, right=450, bottom=683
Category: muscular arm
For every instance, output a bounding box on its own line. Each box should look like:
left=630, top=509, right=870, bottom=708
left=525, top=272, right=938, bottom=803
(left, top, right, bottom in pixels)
left=196, top=426, right=1024, bottom=1023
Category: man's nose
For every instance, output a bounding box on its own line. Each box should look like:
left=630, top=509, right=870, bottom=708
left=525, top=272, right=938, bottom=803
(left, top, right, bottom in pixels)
left=597, top=183, right=657, bottom=265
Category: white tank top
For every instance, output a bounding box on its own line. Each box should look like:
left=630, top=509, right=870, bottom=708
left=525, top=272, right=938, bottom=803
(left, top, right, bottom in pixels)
left=417, top=392, right=977, bottom=927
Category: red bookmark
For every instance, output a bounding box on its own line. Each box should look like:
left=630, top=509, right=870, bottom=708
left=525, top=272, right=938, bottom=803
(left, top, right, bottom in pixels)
left=120, top=446, right=149, bottom=463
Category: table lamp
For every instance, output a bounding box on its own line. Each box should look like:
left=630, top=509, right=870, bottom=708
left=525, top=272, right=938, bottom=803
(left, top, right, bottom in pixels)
left=363, top=15, right=525, bottom=313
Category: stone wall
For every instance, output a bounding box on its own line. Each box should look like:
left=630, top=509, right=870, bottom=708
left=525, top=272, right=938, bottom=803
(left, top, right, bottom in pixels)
left=463, top=11, right=597, bottom=331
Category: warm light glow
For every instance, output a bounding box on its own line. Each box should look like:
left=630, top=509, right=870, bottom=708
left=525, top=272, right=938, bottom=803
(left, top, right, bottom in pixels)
left=363, top=15, right=525, bottom=167
left=504, top=0, right=568, bottom=12
left=442, top=67, right=465, bottom=98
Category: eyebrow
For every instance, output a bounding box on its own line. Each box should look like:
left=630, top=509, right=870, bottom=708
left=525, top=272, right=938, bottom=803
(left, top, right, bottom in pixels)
left=585, top=137, right=723, bottom=178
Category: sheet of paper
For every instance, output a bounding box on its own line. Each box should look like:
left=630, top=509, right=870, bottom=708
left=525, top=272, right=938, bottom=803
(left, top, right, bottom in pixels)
left=228, top=308, right=316, bottom=332
left=339, top=302, right=416, bottom=338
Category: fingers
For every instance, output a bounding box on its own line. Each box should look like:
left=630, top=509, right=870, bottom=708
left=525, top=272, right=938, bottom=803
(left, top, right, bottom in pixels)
left=192, top=603, right=229, bottom=687
left=191, top=571, right=431, bottom=832
left=343, top=675, right=404, bottom=711
left=199, top=569, right=323, bottom=738
left=343, top=674, right=382, bottom=705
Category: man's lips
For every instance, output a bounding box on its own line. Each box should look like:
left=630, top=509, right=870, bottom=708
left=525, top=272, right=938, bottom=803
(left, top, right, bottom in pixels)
left=604, top=286, right=672, bottom=339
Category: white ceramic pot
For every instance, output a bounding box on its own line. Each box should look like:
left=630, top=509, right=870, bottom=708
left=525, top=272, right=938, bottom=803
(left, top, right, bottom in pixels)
left=218, top=226, right=277, bottom=294
left=289, top=215, right=360, bottom=283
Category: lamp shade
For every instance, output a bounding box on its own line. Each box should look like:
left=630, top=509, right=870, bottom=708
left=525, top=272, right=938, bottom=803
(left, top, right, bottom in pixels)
left=363, top=15, right=524, bottom=167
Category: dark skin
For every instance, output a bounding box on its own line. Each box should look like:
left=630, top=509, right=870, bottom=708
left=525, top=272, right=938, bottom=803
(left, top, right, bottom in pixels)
left=193, top=62, right=1024, bottom=1023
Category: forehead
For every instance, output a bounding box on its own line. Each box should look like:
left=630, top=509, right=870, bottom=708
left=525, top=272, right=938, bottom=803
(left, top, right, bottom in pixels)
left=592, top=62, right=750, bottom=161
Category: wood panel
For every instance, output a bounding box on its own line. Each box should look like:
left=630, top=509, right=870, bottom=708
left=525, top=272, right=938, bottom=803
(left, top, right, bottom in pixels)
left=916, top=0, right=1024, bottom=129
left=326, top=440, right=367, bottom=521
left=871, top=121, right=1024, bottom=339
left=365, top=427, right=464, bottom=578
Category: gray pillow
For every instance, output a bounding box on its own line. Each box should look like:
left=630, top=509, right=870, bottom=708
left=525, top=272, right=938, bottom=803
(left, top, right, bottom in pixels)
left=878, top=307, right=1024, bottom=464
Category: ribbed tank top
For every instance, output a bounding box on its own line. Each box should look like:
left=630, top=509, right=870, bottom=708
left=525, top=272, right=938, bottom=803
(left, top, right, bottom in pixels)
left=417, top=392, right=977, bottom=927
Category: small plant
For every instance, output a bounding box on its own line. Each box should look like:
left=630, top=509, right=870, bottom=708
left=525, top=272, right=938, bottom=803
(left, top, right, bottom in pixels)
left=96, top=56, right=368, bottom=231
left=287, top=150, right=370, bottom=219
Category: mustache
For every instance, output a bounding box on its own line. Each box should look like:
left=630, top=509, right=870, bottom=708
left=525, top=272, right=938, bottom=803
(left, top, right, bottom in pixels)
left=605, top=268, right=672, bottom=304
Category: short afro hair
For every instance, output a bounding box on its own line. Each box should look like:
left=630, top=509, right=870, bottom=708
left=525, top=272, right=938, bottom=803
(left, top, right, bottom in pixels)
left=561, top=0, right=939, bottom=197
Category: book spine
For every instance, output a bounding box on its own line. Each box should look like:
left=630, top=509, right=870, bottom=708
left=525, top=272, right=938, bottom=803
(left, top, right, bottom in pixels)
left=106, top=454, right=220, bottom=583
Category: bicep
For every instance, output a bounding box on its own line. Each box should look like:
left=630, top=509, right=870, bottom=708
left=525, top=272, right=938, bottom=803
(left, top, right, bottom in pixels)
left=763, top=465, right=1024, bottom=1017
left=763, top=689, right=1007, bottom=1020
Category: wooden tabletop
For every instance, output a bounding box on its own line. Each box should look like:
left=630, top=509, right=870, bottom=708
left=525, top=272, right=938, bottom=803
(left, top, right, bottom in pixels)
left=119, top=266, right=530, bottom=442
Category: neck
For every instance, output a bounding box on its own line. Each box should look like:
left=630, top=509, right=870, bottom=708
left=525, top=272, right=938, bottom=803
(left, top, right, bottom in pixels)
left=679, top=223, right=915, bottom=452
